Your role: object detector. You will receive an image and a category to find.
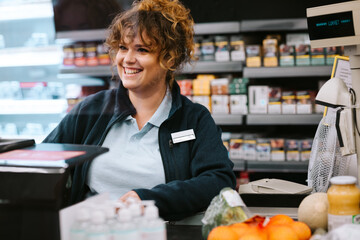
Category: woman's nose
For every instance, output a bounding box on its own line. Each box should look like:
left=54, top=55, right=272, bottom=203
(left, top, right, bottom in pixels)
left=124, top=50, right=136, bottom=63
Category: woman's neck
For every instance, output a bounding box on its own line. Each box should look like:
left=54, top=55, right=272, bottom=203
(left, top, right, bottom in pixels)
left=129, top=83, right=168, bottom=130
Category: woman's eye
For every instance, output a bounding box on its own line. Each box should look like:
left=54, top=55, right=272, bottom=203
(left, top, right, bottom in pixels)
left=138, top=48, right=149, bottom=53
left=119, top=45, right=127, bottom=50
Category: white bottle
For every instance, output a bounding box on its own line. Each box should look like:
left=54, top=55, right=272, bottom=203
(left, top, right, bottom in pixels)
left=141, top=201, right=166, bottom=240
left=86, top=210, right=110, bottom=240
left=129, top=202, right=143, bottom=225
left=112, top=207, right=140, bottom=240
left=70, top=207, right=91, bottom=240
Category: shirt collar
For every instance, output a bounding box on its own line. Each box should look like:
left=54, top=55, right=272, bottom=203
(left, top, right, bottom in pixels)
left=148, top=87, right=172, bottom=127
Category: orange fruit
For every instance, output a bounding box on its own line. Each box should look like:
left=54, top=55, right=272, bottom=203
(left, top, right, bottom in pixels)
left=240, top=232, right=267, bottom=240
left=230, top=222, right=252, bottom=237
left=208, top=225, right=239, bottom=240
left=268, top=214, right=294, bottom=226
left=267, top=224, right=299, bottom=240
left=289, top=221, right=311, bottom=240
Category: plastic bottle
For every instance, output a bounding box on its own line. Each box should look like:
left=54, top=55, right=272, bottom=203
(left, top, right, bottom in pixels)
left=141, top=201, right=166, bottom=240
left=69, top=207, right=91, bottom=240
left=112, top=207, right=140, bottom=240
left=129, top=202, right=143, bottom=225
left=327, top=175, right=360, bottom=231
left=86, top=210, right=110, bottom=240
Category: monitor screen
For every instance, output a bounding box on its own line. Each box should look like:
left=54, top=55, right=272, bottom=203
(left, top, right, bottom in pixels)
left=52, top=0, right=134, bottom=33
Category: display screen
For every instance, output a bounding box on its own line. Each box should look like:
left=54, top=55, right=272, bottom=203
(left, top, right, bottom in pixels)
left=307, top=11, right=355, bottom=40
left=52, top=0, right=134, bottom=33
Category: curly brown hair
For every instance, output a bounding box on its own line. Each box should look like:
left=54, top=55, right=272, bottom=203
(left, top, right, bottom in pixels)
left=106, top=0, right=195, bottom=87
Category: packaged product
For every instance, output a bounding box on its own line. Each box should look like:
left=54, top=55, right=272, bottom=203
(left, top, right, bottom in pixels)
left=248, top=86, right=269, bottom=114
left=279, top=44, right=295, bottom=66
left=263, top=38, right=279, bottom=67
left=310, top=47, right=326, bottom=65
left=193, top=36, right=203, bottom=61
left=192, top=78, right=212, bottom=96
left=296, top=91, right=312, bottom=114
left=229, top=136, right=243, bottom=160
left=300, top=139, right=312, bottom=161
left=256, top=138, right=271, bottom=161
left=192, top=95, right=211, bottom=112
left=96, top=42, right=111, bottom=65
left=243, top=134, right=257, bottom=161
left=73, top=42, right=86, bottom=67
left=281, top=91, right=296, bottom=114
left=268, top=87, right=282, bottom=114
left=285, top=139, right=300, bottom=161
left=215, top=36, right=230, bottom=62
left=230, top=35, right=245, bottom=62
left=63, top=45, right=74, bottom=66
left=229, top=78, right=248, bottom=95
left=230, top=95, right=248, bottom=114
left=202, top=187, right=251, bottom=240
left=270, top=138, right=285, bottom=161
left=211, top=78, right=229, bottom=95
left=201, top=37, right=215, bottom=61
left=211, top=95, right=229, bottom=114
left=85, top=42, right=98, bottom=66
left=295, top=44, right=311, bottom=66
left=245, top=45, right=262, bottom=67
left=177, top=79, right=192, bottom=96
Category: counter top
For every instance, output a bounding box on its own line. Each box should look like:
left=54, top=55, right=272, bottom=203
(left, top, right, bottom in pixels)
left=167, top=224, right=203, bottom=240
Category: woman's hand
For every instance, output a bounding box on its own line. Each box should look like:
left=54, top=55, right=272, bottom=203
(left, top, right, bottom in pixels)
left=119, top=190, right=141, bottom=203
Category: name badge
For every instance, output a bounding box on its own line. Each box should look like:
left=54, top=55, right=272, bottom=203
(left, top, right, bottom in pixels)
left=171, top=129, right=196, bottom=144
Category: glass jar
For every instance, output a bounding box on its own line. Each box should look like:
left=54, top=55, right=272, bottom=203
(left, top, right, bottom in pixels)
left=327, top=176, right=360, bottom=230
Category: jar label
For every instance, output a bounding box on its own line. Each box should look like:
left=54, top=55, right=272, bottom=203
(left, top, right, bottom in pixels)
left=328, top=214, right=360, bottom=231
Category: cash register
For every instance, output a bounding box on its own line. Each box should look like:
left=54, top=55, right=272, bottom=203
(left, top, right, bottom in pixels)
left=0, top=141, right=108, bottom=240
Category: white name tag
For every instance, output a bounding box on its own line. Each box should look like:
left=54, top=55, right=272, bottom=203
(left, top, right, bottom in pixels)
left=171, top=129, right=196, bottom=144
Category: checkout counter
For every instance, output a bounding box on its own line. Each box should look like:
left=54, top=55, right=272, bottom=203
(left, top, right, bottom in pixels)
left=0, top=143, right=108, bottom=240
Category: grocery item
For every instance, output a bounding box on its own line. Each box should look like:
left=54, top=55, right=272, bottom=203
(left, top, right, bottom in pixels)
left=215, top=36, right=230, bottom=62
left=327, top=176, right=360, bottom=231
left=263, top=38, right=279, bottom=67
left=298, top=192, right=328, bottom=231
left=202, top=187, right=251, bottom=239
left=208, top=215, right=311, bottom=240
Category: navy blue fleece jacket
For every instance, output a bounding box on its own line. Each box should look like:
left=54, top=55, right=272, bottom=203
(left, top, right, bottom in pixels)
left=43, top=81, right=236, bottom=221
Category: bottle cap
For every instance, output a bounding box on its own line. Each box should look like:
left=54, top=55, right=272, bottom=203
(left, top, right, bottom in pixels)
left=330, top=176, right=357, bottom=185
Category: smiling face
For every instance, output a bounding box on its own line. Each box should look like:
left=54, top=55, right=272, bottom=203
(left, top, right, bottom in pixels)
left=115, top=32, right=168, bottom=95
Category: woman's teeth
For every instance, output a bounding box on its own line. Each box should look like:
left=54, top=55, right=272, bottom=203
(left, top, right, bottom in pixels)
left=125, top=68, right=142, bottom=74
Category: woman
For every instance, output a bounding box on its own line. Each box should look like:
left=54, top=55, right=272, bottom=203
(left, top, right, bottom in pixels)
left=44, top=0, right=236, bottom=221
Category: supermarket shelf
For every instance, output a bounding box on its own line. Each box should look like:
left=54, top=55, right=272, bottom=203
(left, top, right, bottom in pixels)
left=246, top=160, right=309, bottom=173
left=182, top=61, right=243, bottom=74
left=232, top=160, right=246, bottom=171
left=246, top=114, right=322, bottom=125
left=55, top=29, right=109, bottom=44
left=0, top=113, right=64, bottom=124
left=243, top=66, right=332, bottom=78
left=212, top=114, right=244, bottom=125
left=241, top=18, right=307, bottom=32
left=194, top=21, right=241, bottom=35
left=59, top=65, right=114, bottom=77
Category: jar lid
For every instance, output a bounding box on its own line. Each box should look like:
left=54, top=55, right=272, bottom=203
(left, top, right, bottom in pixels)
left=330, top=176, right=357, bottom=185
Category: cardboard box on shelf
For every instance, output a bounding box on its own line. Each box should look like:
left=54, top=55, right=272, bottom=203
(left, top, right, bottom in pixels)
left=256, top=138, right=271, bottom=161
left=296, top=91, right=312, bottom=114
left=246, top=45, right=262, bottom=67
left=279, top=44, right=295, bottom=66
left=268, top=87, right=282, bottom=114
left=230, top=36, right=245, bottom=62
left=211, top=95, right=230, bottom=114
left=310, top=47, right=326, bottom=66
left=295, top=44, right=311, bottom=66
left=249, top=86, right=269, bottom=114
left=286, top=139, right=300, bottom=161
left=270, top=138, right=285, bottom=161
left=263, top=38, right=279, bottom=67
left=230, top=95, right=248, bottom=114
left=211, top=78, right=229, bottom=95
left=281, top=91, right=296, bottom=114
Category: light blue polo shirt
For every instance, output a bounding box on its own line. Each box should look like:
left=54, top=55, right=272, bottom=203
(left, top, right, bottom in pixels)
left=87, top=88, right=172, bottom=200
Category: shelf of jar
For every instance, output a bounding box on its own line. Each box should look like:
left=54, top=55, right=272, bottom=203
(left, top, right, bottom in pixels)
left=212, top=114, right=244, bottom=125
left=246, top=114, right=322, bottom=125
left=243, top=66, right=332, bottom=78
left=231, top=159, right=309, bottom=173
left=59, top=61, right=244, bottom=76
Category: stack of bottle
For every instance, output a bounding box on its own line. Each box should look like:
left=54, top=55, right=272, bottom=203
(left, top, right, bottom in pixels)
left=69, top=200, right=166, bottom=240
